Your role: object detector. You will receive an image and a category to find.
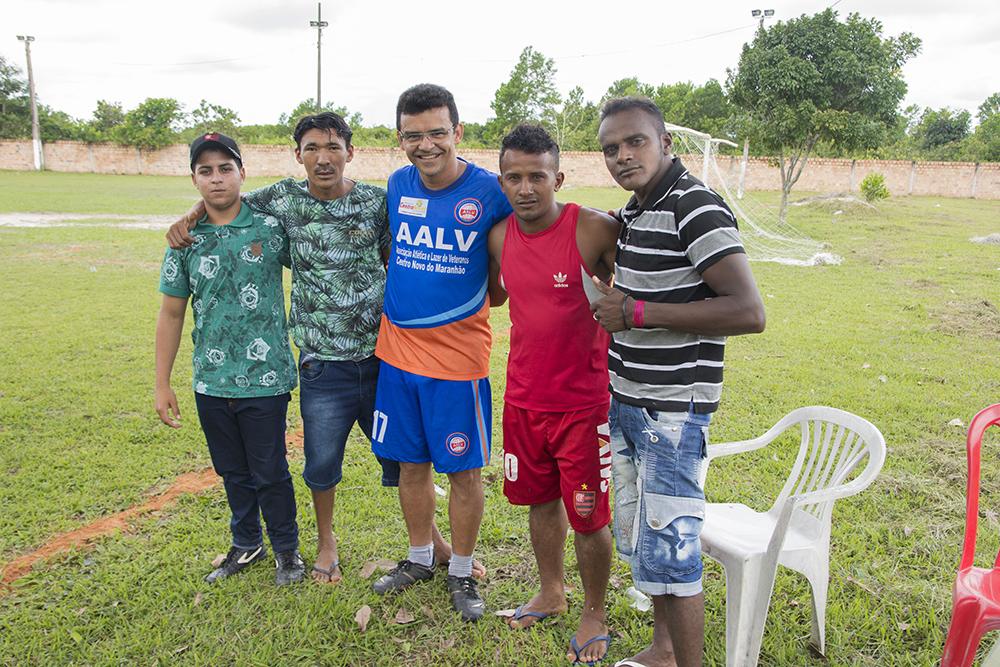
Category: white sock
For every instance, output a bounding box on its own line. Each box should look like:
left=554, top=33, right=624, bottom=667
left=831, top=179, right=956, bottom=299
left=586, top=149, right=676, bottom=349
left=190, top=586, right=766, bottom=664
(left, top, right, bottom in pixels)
left=408, top=543, right=434, bottom=568
left=448, top=553, right=474, bottom=578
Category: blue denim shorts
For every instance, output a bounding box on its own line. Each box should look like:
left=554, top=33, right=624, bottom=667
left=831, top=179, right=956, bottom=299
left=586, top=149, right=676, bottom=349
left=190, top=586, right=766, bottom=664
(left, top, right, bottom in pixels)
left=609, top=399, right=710, bottom=597
left=299, top=354, right=400, bottom=490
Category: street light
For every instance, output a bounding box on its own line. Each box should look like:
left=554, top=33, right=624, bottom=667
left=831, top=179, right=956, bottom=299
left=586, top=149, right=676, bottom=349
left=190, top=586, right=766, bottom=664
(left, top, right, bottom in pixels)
left=16, top=35, right=43, bottom=170
left=751, top=9, right=776, bottom=31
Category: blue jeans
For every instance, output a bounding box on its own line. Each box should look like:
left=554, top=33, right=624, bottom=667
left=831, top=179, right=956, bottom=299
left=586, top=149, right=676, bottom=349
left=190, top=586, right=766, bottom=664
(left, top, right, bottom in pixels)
left=195, top=392, right=299, bottom=553
left=299, top=354, right=400, bottom=490
left=609, top=399, right=710, bottom=597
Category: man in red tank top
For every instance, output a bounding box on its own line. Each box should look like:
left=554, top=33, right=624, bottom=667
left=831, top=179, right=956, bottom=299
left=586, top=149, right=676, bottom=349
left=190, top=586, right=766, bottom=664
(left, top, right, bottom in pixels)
left=488, top=125, right=620, bottom=665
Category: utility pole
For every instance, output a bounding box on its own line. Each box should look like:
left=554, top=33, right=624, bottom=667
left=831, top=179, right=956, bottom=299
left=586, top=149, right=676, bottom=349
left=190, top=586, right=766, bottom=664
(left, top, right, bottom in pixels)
left=309, top=3, right=328, bottom=110
left=17, top=35, right=43, bottom=171
left=751, top=8, right=775, bottom=31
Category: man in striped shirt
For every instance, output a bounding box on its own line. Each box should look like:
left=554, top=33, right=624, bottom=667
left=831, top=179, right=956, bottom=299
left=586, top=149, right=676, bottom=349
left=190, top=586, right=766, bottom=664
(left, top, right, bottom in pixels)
left=591, top=97, right=765, bottom=667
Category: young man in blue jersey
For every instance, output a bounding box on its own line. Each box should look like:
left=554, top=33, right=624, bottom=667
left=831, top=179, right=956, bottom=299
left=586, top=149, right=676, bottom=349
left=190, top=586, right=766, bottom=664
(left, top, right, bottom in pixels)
left=370, top=84, right=512, bottom=621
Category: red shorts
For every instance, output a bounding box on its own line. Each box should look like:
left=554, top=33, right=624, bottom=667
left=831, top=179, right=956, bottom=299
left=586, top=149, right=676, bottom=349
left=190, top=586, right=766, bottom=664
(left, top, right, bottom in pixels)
left=501, top=401, right=611, bottom=533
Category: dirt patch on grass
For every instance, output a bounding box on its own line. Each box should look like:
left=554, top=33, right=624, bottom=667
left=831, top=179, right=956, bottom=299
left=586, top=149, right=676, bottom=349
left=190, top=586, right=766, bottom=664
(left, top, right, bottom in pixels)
left=931, top=299, right=1000, bottom=341
left=0, top=429, right=304, bottom=592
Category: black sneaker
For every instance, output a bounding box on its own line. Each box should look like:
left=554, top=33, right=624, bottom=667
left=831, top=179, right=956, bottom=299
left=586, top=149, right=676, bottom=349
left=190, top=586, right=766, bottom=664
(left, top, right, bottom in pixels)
left=204, top=545, right=266, bottom=583
left=274, top=550, right=305, bottom=586
left=372, top=559, right=435, bottom=595
left=447, top=574, right=485, bottom=622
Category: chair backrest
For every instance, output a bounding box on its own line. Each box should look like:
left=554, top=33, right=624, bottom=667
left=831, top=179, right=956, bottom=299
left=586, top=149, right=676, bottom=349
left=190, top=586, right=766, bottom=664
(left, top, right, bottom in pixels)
left=959, top=404, right=1000, bottom=571
left=767, top=407, right=887, bottom=529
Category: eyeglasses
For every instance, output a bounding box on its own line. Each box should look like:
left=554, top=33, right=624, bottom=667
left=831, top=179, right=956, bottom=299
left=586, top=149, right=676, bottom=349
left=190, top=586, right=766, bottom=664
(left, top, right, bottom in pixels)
left=399, top=126, right=455, bottom=145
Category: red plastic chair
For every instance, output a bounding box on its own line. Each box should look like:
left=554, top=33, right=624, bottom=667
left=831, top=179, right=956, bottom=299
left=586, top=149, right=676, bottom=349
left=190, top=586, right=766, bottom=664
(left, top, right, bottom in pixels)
left=941, top=404, right=1000, bottom=667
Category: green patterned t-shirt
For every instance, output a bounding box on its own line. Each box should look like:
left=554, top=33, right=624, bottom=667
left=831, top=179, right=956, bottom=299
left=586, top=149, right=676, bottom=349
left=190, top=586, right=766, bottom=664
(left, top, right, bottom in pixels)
left=242, top=179, right=389, bottom=361
left=158, top=204, right=297, bottom=398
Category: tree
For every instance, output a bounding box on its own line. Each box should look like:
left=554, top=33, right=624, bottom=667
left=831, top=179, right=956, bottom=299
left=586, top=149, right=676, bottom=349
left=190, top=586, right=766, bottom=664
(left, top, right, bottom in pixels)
left=92, top=100, right=124, bottom=134
left=0, top=55, right=29, bottom=139
left=978, top=93, right=1000, bottom=123
left=114, top=97, right=184, bottom=150
left=651, top=79, right=733, bottom=138
left=185, top=100, right=240, bottom=139
left=484, top=46, right=560, bottom=146
left=549, top=86, right=599, bottom=151
left=601, top=77, right=654, bottom=102
left=726, top=9, right=921, bottom=219
left=280, top=99, right=362, bottom=132
left=914, top=107, right=970, bottom=149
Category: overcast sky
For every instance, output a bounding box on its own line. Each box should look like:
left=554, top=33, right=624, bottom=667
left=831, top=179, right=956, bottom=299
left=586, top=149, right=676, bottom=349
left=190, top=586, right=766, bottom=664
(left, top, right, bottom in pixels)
left=3, top=0, right=998, bottom=130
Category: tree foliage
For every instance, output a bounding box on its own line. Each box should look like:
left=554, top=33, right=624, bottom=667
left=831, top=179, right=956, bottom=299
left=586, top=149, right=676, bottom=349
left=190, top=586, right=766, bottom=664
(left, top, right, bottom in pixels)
left=727, top=9, right=920, bottom=218
left=0, top=56, right=30, bottom=139
left=184, top=100, right=241, bottom=140
left=484, top=46, right=561, bottom=146
left=113, top=97, right=184, bottom=150
left=914, top=107, right=970, bottom=149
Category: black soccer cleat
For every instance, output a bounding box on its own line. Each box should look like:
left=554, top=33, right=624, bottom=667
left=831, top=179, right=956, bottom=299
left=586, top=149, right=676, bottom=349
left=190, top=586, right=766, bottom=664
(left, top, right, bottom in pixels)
left=204, top=545, right=267, bottom=584
left=372, top=559, right=435, bottom=595
left=447, top=574, right=486, bottom=622
left=274, top=550, right=306, bottom=586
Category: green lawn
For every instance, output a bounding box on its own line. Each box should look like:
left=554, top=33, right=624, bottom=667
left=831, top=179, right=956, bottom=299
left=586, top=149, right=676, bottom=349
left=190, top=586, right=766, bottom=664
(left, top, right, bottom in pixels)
left=1, top=170, right=999, bottom=665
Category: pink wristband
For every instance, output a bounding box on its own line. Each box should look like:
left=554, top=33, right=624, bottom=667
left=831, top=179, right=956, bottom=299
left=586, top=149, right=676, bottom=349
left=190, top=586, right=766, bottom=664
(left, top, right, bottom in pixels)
left=633, top=299, right=645, bottom=328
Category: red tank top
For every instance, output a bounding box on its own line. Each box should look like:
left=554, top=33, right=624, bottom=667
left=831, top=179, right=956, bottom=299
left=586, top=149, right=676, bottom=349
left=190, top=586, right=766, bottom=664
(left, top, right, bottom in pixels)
left=500, top=203, right=610, bottom=412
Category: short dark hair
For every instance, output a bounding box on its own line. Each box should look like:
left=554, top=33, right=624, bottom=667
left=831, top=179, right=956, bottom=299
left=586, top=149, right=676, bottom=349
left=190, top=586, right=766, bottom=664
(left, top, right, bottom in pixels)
left=293, top=112, right=353, bottom=149
left=599, top=96, right=667, bottom=133
left=499, top=124, right=560, bottom=169
left=395, top=84, right=459, bottom=130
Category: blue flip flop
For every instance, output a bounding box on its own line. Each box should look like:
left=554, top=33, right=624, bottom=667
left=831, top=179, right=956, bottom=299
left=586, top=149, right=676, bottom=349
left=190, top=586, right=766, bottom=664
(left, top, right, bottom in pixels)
left=509, top=605, right=552, bottom=626
left=569, top=633, right=612, bottom=666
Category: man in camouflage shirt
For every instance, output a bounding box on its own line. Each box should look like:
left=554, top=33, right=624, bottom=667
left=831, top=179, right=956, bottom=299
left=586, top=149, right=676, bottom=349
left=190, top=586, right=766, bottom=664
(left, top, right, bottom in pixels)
left=156, top=133, right=305, bottom=585
left=167, top=114, right=474, bottom=585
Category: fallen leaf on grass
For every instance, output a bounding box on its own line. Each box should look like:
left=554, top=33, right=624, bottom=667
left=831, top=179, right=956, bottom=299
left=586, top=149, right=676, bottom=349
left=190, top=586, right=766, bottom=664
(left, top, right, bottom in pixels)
left=495, top=608, right=516, bottom=618
left=564, top=584, right=576, bottom=594
left=421, top=605, right=435, bottom=619
left=898, top=622, right=910, bottom=631
left=878, top=375, right=888, bottom=383
left=948, top=418, right=965, bottom=428
left=173, top=645, right=189, bottom=655
left=441, top=638, right=456, bottom=650
left=862, top=362, right=871, bottom=369
left=355, top=605, right=372, bottom=632
left=193, top=592, right=203, bottom=606
left=211, top=553, right=227, bottom=568
left=394, top=608, right=415, bottom=625
left=903, top=526, right=913, bottom=537
left=789, top=599, right=799, bottom=607
left=377, top=559, right=398, bottom=571
left=359, top=561, right=378, bottom=579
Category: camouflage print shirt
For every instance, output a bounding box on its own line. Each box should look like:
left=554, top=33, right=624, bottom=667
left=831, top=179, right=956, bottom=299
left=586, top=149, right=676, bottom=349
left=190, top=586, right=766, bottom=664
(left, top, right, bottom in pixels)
left=243, top=179, right=389, bottom=361
left=158, top=204, right=297, bottom=398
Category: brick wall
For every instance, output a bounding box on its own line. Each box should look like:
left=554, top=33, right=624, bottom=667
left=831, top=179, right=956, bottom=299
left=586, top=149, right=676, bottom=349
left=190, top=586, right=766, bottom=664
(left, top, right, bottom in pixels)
left=1, top=140, right=998, bottom=199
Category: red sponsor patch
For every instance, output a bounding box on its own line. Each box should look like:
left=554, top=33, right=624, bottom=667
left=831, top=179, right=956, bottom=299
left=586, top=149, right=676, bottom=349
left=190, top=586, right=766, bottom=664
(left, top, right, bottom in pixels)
left=573, top=489, right=596, bottom=518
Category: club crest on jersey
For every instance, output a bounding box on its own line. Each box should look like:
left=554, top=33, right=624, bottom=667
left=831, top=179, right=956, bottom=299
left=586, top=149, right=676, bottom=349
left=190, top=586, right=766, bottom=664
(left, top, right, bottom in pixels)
left=574, top=485, right=596, bottom=518
left=446, top=432, right=470, bottom=456
left=454, top=198, right=482, bottom=225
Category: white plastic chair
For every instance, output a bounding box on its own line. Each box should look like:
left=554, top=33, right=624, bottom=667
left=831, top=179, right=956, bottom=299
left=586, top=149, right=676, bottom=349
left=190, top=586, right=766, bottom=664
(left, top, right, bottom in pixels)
left=700, top=406, right=887, bottom=667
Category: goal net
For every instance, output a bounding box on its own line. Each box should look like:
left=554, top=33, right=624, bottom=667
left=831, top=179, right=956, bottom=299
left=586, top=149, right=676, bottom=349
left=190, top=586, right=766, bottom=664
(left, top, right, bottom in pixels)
left=666, top=123, right=841, bottom=266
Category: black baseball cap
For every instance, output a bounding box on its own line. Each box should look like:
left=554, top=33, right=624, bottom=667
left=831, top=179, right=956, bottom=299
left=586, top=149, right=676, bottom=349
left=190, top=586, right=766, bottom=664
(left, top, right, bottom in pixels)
left=189, top=132, right=242, bottom=170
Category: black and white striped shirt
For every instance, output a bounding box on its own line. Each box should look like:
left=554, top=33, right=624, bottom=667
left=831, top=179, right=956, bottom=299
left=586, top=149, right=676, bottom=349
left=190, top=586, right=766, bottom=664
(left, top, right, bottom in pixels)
left=610, top=157, right=745, bottom=414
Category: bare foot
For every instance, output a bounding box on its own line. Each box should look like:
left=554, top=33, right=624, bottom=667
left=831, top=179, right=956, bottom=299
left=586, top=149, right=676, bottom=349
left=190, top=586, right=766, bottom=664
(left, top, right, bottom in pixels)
left=433, top=540, right=487, bottom=579
left=618, top=645, right=678, bottom=667
left=311, top=540, right=341, bottom=585
left=566, top=609, right=609, bottom=664
left=508, top=590, right=567, bottom=629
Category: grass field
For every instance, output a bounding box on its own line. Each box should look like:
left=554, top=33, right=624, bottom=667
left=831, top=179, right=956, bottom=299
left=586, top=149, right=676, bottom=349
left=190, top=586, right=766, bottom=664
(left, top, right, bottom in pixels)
left=1, top=170, right=999, bottom=665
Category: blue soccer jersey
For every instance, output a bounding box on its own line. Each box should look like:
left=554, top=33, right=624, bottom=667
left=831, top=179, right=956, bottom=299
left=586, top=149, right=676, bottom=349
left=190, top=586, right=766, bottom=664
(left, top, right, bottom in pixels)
left=375, top=159, right=512, bottom=381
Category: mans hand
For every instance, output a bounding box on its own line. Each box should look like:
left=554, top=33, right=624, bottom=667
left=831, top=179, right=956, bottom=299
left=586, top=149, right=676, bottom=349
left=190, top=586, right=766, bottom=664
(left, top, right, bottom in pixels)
left=155, top=386, right=182, bottom=428
left=165, top=200, right=206, bottom=249
left=590, top=275, right=628, bottom=333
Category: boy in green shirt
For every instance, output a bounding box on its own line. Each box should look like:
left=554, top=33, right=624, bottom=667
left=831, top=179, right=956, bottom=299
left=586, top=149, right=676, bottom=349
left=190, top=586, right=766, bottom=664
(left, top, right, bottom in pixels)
left=155, top=133, right=304, bottom=585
